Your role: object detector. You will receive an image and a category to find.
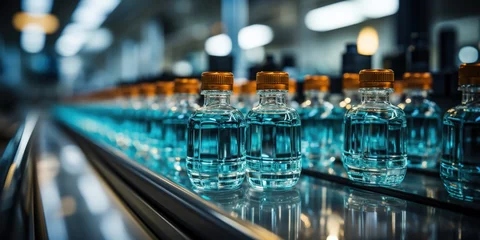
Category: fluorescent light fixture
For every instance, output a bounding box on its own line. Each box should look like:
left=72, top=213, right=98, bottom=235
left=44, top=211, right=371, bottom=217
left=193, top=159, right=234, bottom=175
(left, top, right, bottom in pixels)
left=72, top=8, right=107, bottom=29
left=22, top=0, right=53, bottom=14
left=21, top=24, right=45, bottom=53
left=245, top=46, right=265, bottom=63
left=172, top=60, right=193, bottom=76
left=305, top=1, right=365, bottom=32
left=355, top=0, right=399, bottom=19
left=458, top=46, right=479, bottom=63
left=357, top=27, right=379, bottom=55
left=56, top=33, right=88, bottom=57
left=84, top=28, right=113, bottom=52
left=238, top=24, right=274, bottom=50
left=205, top=34, right=232, bottom=56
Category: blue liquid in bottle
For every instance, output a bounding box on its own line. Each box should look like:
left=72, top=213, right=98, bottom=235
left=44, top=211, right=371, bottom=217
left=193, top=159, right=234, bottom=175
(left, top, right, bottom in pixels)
left=343, top=70, right=407, bottom=186
left=299, top=76, right=343, bottom=168
left=187, top=72, right=246, bottom=190
left=162, top=79, right=200, bottom=172
left=246, top=72, right=302, bottom=190
left=148, top=87, right=174, bottom=166
left=441, top=63, right=480, bottom=201
left=401, top=83, right=442, bottom=169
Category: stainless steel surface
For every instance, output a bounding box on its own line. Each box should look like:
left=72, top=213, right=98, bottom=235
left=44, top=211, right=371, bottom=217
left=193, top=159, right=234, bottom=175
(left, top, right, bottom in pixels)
left=35, top=121, right=153, bottom=240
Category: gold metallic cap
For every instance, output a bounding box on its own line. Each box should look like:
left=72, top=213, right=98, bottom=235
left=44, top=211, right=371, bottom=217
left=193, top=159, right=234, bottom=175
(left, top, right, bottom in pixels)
left=201, top=72, right=234, bottom=91
left=233, top=83, right=242, bottom=95
left=120, top=85, right=139, bottom=97
left=394, top=81, right=404, bottom=93
left=174, top=78, right=200, bottom=94
left=459, top=63, right=480, bottom=85
left=342, top=73, right=360, bottom=89
left=140, top=83, right=156, bottom=97
left=403, top=72, right=432, bottom=90
left=256, top=71, right=289, bottom=90
left=241, top=81, right=256, bottom=94
left=359, top=69, right=394, bottom=88
left=304, top=75, right=330, bottom=91
left=155, top=81, right=174, bottom=95
left=289, top=78, right=297, bottom=93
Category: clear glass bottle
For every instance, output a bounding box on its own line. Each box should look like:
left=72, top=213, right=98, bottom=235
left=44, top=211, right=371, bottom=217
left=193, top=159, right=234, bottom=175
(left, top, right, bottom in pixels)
left=401, top=72, right=442, bottom=169
left=162, top=78, right=200, bottom=172
left=245, top=71, right=302, bottom=190
left=237, top=81, right=257, bottom=114
left=343, top=69, right=407, bottom=186
left=186, top=72, right=246, bottom=190
left=148, top=81, right=174, bottom=165
left=300, top=75, right=343, bottom=168
left=441, top=63, right=480, bottom=201
left=132, top=83, right=157, bottom=161
left=289, top=78, right=300, bottom=109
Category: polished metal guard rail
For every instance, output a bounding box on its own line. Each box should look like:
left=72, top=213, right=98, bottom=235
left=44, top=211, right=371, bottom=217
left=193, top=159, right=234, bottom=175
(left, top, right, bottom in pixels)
left=61, top=122, right=281, bottom=240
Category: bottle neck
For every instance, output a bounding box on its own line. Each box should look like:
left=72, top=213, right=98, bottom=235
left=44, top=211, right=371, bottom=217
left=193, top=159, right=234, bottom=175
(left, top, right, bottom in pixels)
left=404, top=89, right=429, bottom=102
left=258, top=90, right=287, bottom=106
left=360, top=88, right=392, bottom=103
left=202, top=90, right=231, bottom=106
left=174, top=93, right=198, bottom=106
left=461, top=85, right=480, bottom=104
left=305, top=90, right=328, bottom=103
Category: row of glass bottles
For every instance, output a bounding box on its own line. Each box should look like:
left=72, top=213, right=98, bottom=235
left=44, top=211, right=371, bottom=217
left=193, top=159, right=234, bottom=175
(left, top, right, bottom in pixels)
left=54, top=63, right=479, bottom=200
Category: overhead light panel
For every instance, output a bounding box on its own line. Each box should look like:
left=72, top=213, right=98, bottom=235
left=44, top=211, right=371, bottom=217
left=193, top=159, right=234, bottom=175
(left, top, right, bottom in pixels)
left=238, top=24, right=274, bottom=50
left=305, top=1, right=365, bottom=32
left=21, top=24, right=46, bottom=53
left=56, top=32, right=88, bottom=57
left=84, top=28, right=113, bottom=52
left=205, top=34, right=232, bottom=57
left=355, top=0, right=399, bottom=19
left=22, top=0, right=53, bottom=14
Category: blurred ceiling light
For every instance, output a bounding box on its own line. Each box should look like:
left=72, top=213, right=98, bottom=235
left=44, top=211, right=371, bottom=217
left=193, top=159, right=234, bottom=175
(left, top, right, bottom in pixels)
left=205, top=34, right=232, bottom=56
left=13, top=12, right=59, bottom=34
left=20, top=24, right=46, bottom=53
left=72, top=8, right=108, bottom=29
left=305, top=1, right=365, bottom=32
left=357, top=27, right=379, bottom=55
left=172, top=60, right=193, bottom=76
left=355, top=0, right=399, bottom=19
left=22, top=0, right=53, bottom=14
left=84, top=28, right=113, bottom=52
left=458, top=46, right=479, bottom=63
left=56, top=33, right=88, bottom=57
left=245, top=46, right=265, bottom=63
left=238, top=24, right=273, bottom=50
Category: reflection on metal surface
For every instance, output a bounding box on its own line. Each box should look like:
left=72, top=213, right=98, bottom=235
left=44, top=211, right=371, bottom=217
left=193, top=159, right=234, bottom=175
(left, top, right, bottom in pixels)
left=245, top=189, right=301, bottom=240
left=78, top=175, right=111, bottom=214
left=100, top=211, right=132, bottom=240
left=60, top=144, right=87, bottom=175
left=199, top=188, right=246, bottom=219
left=344, top=190, right=407, bottom=239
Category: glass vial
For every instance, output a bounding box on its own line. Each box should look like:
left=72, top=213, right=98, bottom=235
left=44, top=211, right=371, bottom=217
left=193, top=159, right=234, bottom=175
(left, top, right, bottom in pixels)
left=441, top=63, right=480, bottom=201
left=162, top=78, right=200, bottom=172
left=245, top=71, right=302, bottom=190
left=300, top=75, right=343, bottom=168
left=343, top=69, right=407, bottom=186
left=401, top=72, right=442, bottom=169
left=186, top=72, right=246, bottom=191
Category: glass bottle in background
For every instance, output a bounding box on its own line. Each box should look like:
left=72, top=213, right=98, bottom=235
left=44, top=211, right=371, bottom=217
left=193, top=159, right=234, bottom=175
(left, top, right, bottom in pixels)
left=401, top=72, right=442, bottom=169
left=133, top=83, right=157, bottom=162
left=300, top=75, right=343, bottom=168
left=245, top=71, right=302, bottom=190
left=391, top=80, right=404, bottom=106
left=289, top=78, right=300, bottom=109
left=186, top=72, right=246, bottom=191
left=162, top=78, right=200, bottom=172
left=441, top=63, right=480, bottom=201
left=343, top=69, right=407, bottom=186
left=340, top=73, right=361, bottom=110
left=238, top=81, right=257, bottom=114
left=231, top=82, right=242, bottom=107
left=149, top=81, right=174, bottom=166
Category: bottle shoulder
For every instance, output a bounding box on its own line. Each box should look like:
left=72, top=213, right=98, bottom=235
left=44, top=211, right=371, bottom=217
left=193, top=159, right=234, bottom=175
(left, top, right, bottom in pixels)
left=443, top=103, right=480, bottom=123
left=402, top=99, right=441, bottom=116
left=189, top=105, right=245, bottom=123
left=299, top=101, right=342, bottom=119
left=246, top=105, right=300, bottom=124
left=346, top=103, right=406, bottom=120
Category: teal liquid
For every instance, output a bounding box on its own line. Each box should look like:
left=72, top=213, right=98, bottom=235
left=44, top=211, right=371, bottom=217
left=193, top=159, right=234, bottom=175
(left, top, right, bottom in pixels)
left=186, top=110, right=246, bottom=190
left=441, top=108, right=480, bottom=201
left=300, top=101, right=343, bottom=168
left=162, top=116, right=189, bottom=171
left=343, top=105, right=407, bottom=186
left=246, top=110, right=302, bottom=190
left=402, top=96, right=442, bottom=168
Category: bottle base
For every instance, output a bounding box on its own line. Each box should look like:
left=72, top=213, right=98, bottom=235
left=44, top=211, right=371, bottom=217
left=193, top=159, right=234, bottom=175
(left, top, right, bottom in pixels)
left=246, top=157, right=301, bottom=190
left=343, top=155, right=407, bottom=186
left=440, top=162, right=480, bottom=202
left=186, top=157, right=246, bottom=191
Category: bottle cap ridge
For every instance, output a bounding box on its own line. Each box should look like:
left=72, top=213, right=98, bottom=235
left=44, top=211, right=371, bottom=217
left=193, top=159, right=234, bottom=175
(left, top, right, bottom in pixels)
left=403, top=72, right=432, bottom=90
left=342, top=73, right=360, bottom=90
left=256, top=71, right=289, bottom=90
left=304, top=75, right=330, bottom=91
left=359, top=69, right=394, bottom=88
left=201, top=72, right=234, bottom=91
left=459, top=63, right=480, bottom=85
left=155, top=81, right=174, bottom=95
left=174, top=78, right=200, bottom=94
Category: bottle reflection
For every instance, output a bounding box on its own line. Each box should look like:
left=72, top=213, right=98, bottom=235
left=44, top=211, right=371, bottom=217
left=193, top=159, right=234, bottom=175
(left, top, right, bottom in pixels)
left=299, top=180, right=344, bottom=240
left=344, top=190, right=407, bottom=240
left=198, top=188, right=246, bottom=219
left=244, top=189, right=301, bottom=240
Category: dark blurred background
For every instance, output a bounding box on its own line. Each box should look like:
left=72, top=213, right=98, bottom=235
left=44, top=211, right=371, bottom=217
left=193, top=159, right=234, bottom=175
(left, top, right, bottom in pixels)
left=1, top=0, right=480, bottom=126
